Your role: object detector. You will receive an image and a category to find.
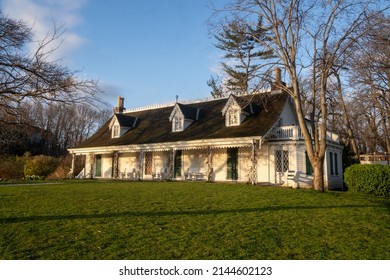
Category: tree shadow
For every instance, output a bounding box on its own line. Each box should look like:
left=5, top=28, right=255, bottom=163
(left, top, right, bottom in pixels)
left=1, top=204, right=382, bottom=224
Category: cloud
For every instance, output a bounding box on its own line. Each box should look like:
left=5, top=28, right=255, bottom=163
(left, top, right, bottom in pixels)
left=1, top=0, right=87, bottom=61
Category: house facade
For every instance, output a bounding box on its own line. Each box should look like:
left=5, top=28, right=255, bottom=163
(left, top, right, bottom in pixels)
left=69, top=89, right=344, bottom=189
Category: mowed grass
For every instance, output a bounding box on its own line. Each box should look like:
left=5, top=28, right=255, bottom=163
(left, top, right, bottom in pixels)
left=0, top=180, right=389, bottom=260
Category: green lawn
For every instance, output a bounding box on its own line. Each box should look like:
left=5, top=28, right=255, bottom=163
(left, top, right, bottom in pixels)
left=0, top=180, right=389, bottom=260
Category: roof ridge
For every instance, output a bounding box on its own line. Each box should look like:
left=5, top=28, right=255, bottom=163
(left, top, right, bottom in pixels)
left=123, top=91, right=271, bottom=113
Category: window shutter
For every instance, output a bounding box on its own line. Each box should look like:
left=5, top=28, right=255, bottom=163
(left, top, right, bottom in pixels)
left=305, top=151, right=313, bottom=175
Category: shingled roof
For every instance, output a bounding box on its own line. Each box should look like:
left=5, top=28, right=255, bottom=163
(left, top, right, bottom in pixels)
left=72, top=91, right=289, bottom=149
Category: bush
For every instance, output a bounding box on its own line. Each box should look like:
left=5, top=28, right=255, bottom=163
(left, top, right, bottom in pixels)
left=344, top=164, right=390, bottom=197
left=47, top=154, right=73, bottom=179
left=24, top=155, right=59, bottom=180
left=0, top=155, right=24, bottom=180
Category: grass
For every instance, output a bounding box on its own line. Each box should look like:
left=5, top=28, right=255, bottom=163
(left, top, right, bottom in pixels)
left=0, top=180, right=389, bottom=260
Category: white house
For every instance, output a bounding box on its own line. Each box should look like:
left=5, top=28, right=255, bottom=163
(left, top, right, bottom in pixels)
left=68, top=84, right=344, bottom=189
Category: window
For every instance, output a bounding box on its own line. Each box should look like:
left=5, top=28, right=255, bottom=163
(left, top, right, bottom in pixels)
left=144, top=152, right=153, bottom=175
left=174, top=116, right=183, bottom=132
left=329, top=152, right=340, bottom=176
left=227, top=109, right=239, bottom=126
left=329, top=152, right=334, bottom=175
left=112, top=124, right=120, bottom=138
left=275, top=150, right=289, bottom=173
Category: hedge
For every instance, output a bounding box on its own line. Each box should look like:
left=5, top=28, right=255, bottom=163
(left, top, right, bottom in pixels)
left=344, top=164, right=390, bottom=197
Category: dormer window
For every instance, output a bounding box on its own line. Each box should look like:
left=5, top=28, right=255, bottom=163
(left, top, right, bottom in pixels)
left=109, top=114, right=137, bottom=138
left=112, top=124, right=120, bottom=138
left=169, top=103, right=199, bottom=132
left=227, top=109, right=239, bottom=126
left=173, top=116, right=183, bottom=132
left=222, top=94, right=252, bottom=127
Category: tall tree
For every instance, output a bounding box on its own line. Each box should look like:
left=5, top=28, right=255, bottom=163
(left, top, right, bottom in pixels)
left=214, top=0, right=389, bottom=191
left=210, top=16, right=274, bottom=96
left=347, top=13, right=390, bottom=153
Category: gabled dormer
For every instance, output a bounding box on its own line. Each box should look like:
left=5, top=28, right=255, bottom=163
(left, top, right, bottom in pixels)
left=109, top=114, right=138, bottom=138
left=169, top=103, right=199, bottom=132
left=221, top=94, right=254, bottom=127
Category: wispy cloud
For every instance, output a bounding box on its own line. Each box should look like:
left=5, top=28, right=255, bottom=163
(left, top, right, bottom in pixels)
left=1, top=0, right=87, bottom=61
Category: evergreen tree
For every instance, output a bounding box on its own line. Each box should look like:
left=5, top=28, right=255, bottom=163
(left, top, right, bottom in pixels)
left=210, top=16, right=274, bottom=96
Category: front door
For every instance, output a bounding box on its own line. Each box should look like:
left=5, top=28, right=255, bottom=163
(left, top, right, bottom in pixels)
left=95, top=155, right=102, bottom=177
left=174, top=150, right=182, bottom=178
left=227, top=148, right=238, bottom=180
left=275, top=150, right=289, bottom=184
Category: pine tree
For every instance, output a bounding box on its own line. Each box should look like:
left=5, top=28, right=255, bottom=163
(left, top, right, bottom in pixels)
left=211, top=16, right=274, bottom=96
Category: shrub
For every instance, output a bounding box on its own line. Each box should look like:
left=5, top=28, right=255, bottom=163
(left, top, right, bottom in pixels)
left=24, top=155, right=59, bottom=179
left=344, top=164, right=390, bottom=197
left=0, top=155, right=24, bottom=180
left=47, top=154, right=71, bottom=179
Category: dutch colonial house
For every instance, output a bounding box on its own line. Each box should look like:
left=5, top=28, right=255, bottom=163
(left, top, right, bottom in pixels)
left=68, top=80, right=344, bottom=189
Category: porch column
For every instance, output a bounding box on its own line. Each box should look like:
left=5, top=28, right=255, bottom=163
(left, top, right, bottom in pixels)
left=251, top=140, right=260, bottom=185
left=112, top=151, right=119, bottom=179
left=139, top=150, right=144, bottom=180
left=206, top=146, right=213, bottom=182
left=88, top=153, right=95, bottom=179
left=168, top=149, right=175, bottom=179
left=70, top=153, right=76, bottom=178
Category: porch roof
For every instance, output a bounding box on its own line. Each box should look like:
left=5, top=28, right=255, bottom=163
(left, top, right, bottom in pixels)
left=71, top=92, right=288, bottom=150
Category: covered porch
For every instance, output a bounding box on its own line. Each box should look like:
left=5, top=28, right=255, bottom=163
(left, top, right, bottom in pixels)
left=69, top=137, right=263, bottom=184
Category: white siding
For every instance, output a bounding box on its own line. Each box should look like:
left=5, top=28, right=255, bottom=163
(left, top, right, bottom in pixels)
left=296, top=145, right=314, bottom=188
left=257, top=143, right=270, bottom=183
left=118, top=152, right=139, bottom=177
left=212, top=148, right=227, bottom=181
left=324, top=147, right=344, bottom=189
left=102, top=154, right=112, bottom=178
left=183, top=149, right=207, bottom=175
left=239, top=147, right=252, bottom=183
left=279, top=100, right=297, bottom=126
left=153, top=151, right=169, bottom=175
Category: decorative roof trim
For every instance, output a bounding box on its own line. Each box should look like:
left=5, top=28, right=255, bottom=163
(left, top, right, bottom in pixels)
left=125, top=90, right=272, bottom=113
left=221, top=94, right=239, bottom=116
left=169, top=104, right=184, bottom=122
left=69, top=136, right=263, bottom=154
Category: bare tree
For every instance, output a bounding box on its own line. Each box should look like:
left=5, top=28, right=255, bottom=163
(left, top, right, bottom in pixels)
left=347, top=13, right=390, bottom=154
left=214, top=0, right=389, bottom=191
left=0, top=10, right=107, bottom=156
left=0, top=11, right=100, bottom=121
left=0, top=101, right=111, bottom=156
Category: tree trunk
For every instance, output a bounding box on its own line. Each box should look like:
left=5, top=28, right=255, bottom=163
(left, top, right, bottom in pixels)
left=335, top=72, right=359, bottom=157
left=313, top=159, right=325, bottom=192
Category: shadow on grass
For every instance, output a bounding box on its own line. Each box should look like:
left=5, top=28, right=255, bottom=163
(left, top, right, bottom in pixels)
left=1, top=204, right=381, bottom=224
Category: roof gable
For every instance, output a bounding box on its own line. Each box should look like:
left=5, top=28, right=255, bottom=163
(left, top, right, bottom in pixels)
left=169, top=103, right=199, bottom=121
left=109, top=114, right=138, bottom=129
left=221, top=95, right=240, bottom=116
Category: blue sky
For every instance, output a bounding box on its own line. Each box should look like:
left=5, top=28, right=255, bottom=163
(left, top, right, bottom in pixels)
left=1, top=0, right=223, bottom=109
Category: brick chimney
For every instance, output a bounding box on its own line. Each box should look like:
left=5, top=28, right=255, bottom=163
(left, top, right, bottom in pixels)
left=114, top=96, right=125, bottom=114
left=271, top=67, right=285, bottom=90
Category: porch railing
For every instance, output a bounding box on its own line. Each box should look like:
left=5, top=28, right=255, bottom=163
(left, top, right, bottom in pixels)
left=268, top=125, right=339, bottom=143
left=360, top=154, right=390, bottom=165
